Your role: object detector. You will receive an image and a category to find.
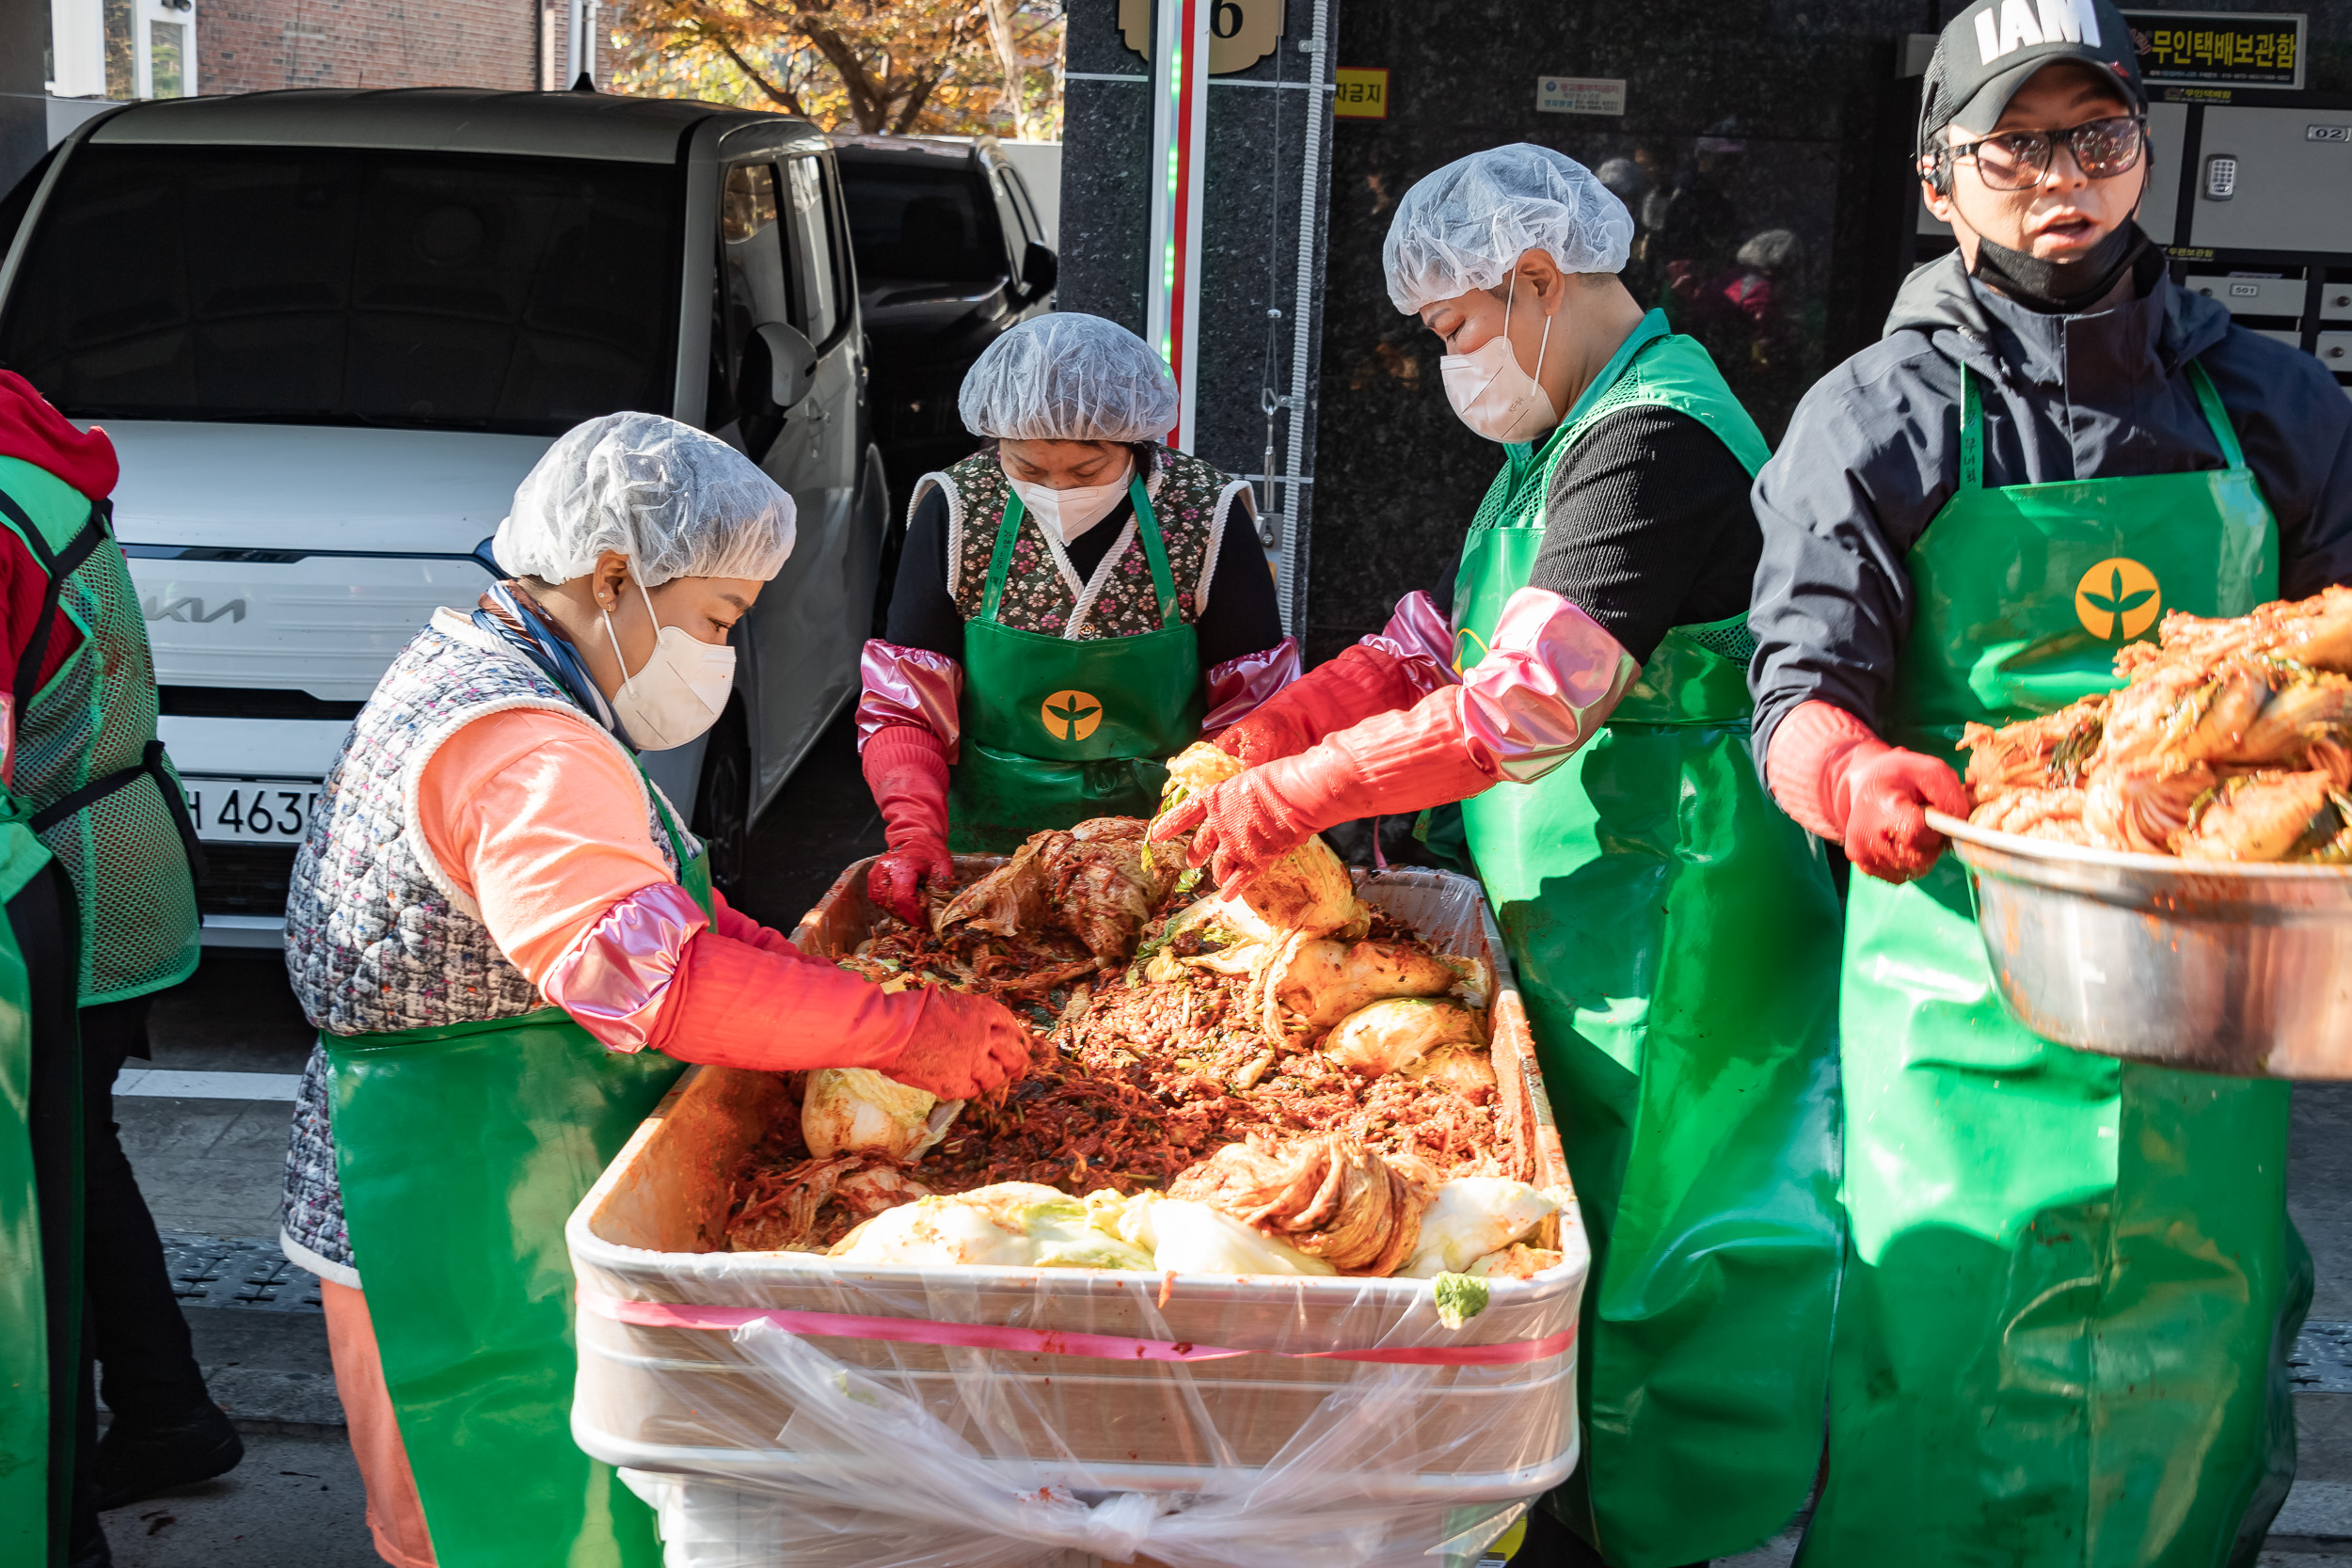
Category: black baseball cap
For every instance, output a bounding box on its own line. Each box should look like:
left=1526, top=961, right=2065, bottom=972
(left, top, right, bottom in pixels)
left=1918, top=0, right=2146, bottom=154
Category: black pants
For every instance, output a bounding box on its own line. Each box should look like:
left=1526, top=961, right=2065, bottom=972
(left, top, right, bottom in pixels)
left=12, top=859, right=97, bottom=1563
left=78, top=996, right=213, bottom=1428
left=1518, top=1505, right=1711, bottom=1568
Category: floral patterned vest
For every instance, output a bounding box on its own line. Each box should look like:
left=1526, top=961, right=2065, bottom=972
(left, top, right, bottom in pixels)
left=918, top=445, right=1248, bottom=640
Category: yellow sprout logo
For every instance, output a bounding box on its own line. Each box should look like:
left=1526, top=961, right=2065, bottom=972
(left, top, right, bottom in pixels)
left=1041, top=689, right=1104, bottom=741
left=2074, top=558, right=2162, bottom=641
left=1454, top=626, right=1488, bottom=674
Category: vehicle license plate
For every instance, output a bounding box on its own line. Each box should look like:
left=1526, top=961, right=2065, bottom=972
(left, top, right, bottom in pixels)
left=183, top=778, right=324, bottom=845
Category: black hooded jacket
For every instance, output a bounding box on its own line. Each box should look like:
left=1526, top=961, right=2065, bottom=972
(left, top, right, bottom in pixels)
left=1747, top=247, right=2352, bottom=761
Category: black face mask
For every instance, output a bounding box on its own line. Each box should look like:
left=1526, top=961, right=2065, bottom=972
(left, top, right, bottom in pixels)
left=1969, top=220, right=2150, bottom=314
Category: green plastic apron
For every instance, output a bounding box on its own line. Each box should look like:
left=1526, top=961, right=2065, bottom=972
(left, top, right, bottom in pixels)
left=947, top=478, right=1203, bottom=851
left=0, top=812, right=72, bottom=1568
left=1455, top=312, right=1847, bottom=1568
left=328, top=770, right=703, bottom=1568
left=1798, top=365, right=2306, bottom=1568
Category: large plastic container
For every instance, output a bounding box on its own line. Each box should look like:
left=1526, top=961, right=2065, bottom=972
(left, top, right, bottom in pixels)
left=567, top=863, right=1585, bottom=1568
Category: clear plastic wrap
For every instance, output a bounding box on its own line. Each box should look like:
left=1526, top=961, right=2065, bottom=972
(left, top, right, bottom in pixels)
left=567, top=867, right=1585, bottom=1568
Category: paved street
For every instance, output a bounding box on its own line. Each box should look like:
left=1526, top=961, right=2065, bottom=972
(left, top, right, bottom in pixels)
left=88, top=714, right=2352, bottom=1561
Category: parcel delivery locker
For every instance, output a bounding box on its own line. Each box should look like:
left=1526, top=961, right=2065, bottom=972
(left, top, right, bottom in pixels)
left=2184, top=275, right=2306, bottom=316
left=2194, top=105, right=2352, bottom=253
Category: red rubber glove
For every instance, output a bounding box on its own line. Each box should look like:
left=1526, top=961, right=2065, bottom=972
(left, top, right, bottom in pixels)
left=875, top=987, right=1034, bottom=1100
left=1155, top=690, right=1496, bottom=890
left=650, top=933, right=1027, bottom=1098
left=708, top=887, right=796, bottom=957
left=862, top=725, right=955, bottom=924
left=1766, top=700, right=1967, bottom=883
left=1215, top=642, right=1442, bottom=767
left=1843, top=747, right=1970, bottom=882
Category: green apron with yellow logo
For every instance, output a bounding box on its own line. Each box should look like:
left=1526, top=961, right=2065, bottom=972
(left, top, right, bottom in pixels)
left=327, top=769, right=701, bottom=1568
left=1455, top=312, right=1847, bottom=1567
left=1797, top=364, right=2303, bottom=1568
left=948, top=477, right=1203, bottom=851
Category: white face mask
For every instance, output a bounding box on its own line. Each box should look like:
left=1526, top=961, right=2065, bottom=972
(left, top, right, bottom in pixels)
left=1009, top=458, right=1134, bottom=545
left=602, top=574, right=736, bottom=751
left=1438, top=277, right=1559, bottom=445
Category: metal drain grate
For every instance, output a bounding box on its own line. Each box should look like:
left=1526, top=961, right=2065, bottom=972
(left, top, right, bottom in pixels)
left=2292, top=1321, right=2352, bottom=1394
left=159, top=1233, right=324, bottom=1313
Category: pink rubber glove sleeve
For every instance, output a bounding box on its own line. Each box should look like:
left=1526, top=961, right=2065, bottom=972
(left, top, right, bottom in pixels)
left=856, top=640, right=962, bottom=761
left=1200, top=638, right=1303, bottom=735
left=1454, top=588, right=1640, bottom=783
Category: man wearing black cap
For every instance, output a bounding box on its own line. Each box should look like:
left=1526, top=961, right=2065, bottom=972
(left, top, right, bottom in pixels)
left=1747, top=0, right=2352, bottom=1560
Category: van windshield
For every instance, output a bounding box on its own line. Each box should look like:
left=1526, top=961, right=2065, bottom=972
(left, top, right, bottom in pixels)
left=0, top=144, right=682, bottom=436
left=834, top=157, right=1004, bottom=285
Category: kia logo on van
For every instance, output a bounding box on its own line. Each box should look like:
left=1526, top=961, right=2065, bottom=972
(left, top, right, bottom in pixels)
left=144, top=594, right=247, bottom=624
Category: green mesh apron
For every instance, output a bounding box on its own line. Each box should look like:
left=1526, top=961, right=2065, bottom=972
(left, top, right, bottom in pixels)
left=1454, top=312, right=1846, bottom=1568
left=0, top=809, right=74, bottom=1568
left=0, top=457, right=199, bottom=1006
left=947, top=477, right=1203, bottom=851
left=1797, top=365, right=2303, bottom=1568
left=328, top=768, right=702, bottom=1568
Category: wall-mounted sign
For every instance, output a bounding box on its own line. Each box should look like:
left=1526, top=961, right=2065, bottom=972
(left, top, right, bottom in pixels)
left=2121, top=10, right=2305, bottom=90
left=1119, top=0, right=1282, bottom=74
left=1537, top=76, right=1627, bottom=116
left=1334, top=68, right=1390, bottom=119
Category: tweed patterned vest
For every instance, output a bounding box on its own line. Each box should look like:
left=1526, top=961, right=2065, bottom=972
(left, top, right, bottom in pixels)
left=918, top=445, right=1248, bottom=640
left=278, top=609, right=695, bottom=1282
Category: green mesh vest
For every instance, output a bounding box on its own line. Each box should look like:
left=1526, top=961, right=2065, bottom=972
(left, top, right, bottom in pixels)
left=1, top=457, right=198, bottom=1004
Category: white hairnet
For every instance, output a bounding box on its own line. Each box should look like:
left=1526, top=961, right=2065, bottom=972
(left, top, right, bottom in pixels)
left=1382, top=145, right=1635, bottom=315
left=958, top=313, right=1180, bottom=442
left=493, top=413, right=796, bottom=587
left=1595, top=157, right=1647, bottom=204
left=1737, top=229, right=1800, bottom=274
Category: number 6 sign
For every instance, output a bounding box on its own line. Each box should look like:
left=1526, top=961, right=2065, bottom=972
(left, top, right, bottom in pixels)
left=1118, top=0, right=1283, bottom=72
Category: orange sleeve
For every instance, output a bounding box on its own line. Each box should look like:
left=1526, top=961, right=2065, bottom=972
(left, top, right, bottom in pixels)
left=415, top=707, right=676, bottom=984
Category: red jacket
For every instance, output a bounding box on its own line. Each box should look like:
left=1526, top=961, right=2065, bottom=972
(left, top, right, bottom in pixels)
left=0, top=371, right=117, bottom=704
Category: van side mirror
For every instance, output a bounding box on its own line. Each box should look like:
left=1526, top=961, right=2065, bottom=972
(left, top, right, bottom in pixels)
left=1020, top=241, right=1057, bottom=300
left=753, top=321, right=818, bottom=410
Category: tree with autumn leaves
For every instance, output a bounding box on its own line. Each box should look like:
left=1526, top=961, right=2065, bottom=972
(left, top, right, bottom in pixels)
left=614, top=0, right=1066, bottom=139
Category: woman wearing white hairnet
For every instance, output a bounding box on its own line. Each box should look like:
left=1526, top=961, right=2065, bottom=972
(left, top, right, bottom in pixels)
left=1152, top=147, right=1843, bottom=1568
left=857, top=312, right=1293, bottom=919
left=275, top=414, right=1029, bottom=1568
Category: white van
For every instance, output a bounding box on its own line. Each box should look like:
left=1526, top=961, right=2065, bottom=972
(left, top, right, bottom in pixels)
left=0, top=88, right=889, bottom=942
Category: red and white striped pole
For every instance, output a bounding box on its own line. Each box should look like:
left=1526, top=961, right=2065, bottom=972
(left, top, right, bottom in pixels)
left=1144, top=0, right=1211, bottom=451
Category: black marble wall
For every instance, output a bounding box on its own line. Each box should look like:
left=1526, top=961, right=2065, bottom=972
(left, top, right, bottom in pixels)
left=1058, top=0, right=1337, bottom=631
left=1304, top=0, right=2352, bottom=663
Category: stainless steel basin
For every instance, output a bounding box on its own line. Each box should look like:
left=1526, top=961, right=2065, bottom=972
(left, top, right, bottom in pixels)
left=1927, top=808, right=2352, bottom=1078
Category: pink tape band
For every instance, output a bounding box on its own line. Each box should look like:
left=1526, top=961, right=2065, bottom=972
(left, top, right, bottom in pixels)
left=580, top=1291, right=1573, bottom=1368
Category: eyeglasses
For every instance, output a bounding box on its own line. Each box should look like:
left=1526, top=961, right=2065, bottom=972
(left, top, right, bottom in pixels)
left=1938, top=115, right=2148, bottom=191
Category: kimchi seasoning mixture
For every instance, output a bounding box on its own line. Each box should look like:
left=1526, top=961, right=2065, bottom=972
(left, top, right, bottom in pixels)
left=722, top=891, right=1512, bottom=1254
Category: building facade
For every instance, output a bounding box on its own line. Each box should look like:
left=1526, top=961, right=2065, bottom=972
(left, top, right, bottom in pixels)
left=43, top=0, right=608, bottom=103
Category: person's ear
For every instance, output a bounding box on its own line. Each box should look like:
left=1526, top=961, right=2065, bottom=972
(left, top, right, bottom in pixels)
left=1920, top=167, right=1959, bottom=228
left=1520, top=249, right=1566, bottom=313
left=594, top=550, right=630, bottom=611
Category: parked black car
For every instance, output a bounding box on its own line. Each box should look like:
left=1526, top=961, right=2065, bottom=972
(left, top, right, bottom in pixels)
left=830, top=135, right=1057, bottom=527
